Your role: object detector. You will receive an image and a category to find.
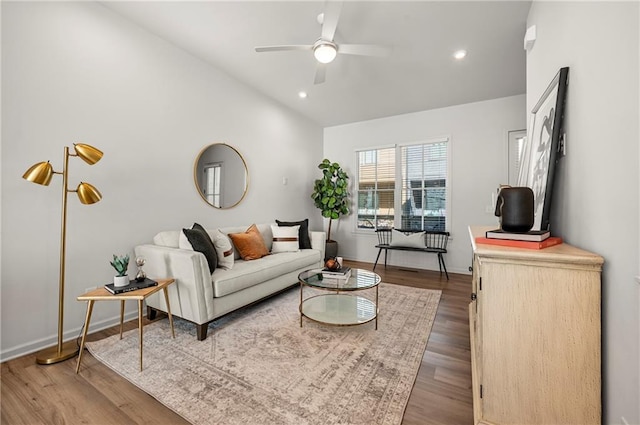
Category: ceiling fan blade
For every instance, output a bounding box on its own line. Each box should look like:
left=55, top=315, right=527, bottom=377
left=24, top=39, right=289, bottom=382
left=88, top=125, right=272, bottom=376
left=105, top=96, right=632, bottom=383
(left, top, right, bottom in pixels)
left=321, top=0, right=343, bottom=41
left=338, top=44, right=392, bottom=57
left=314, top=64, right=327, bottom=85
left=255, top=45, right=313, bottom=53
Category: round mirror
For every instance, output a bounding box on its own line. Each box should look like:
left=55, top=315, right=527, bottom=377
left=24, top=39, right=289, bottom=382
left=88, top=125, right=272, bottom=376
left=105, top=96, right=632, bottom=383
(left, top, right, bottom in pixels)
left=194, top=143, right=248, bottom=209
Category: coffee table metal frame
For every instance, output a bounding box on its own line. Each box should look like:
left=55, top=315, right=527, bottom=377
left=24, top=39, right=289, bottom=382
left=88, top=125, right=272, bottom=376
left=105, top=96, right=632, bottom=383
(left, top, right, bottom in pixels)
left=298, top=268, right=381, bottom=329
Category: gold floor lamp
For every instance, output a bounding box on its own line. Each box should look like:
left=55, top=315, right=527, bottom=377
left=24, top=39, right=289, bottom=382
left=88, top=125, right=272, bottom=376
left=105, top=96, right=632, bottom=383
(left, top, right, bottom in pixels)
left=23, top=143, right=103, bottom=365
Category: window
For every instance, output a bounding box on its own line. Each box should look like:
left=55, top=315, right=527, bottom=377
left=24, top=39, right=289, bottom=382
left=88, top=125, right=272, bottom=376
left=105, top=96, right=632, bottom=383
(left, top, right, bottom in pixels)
left=357, top=148, right=395, bottom=229
left=400, top=142, right=448, bottom=231
left=204, top=163, right=222, bottom=207
left=508, top=129, right=527, bottom=186
left=356, top=139, right=449, bottom=231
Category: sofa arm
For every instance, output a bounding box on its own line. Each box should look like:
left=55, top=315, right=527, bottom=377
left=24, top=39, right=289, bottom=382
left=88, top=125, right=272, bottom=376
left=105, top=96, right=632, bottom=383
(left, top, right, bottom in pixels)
left=134, top=244, right=214, bottom=324
left=310, top=231, right=326, bottom=262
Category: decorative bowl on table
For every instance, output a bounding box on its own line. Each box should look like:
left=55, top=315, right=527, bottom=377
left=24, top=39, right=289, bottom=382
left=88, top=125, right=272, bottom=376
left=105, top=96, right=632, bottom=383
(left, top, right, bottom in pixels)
left=324, top=257, right=341, bottom=271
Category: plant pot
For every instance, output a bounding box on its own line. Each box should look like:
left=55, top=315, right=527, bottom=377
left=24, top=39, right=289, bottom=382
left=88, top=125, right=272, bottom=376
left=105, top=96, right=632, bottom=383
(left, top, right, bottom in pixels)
left=114, top=275, right=130, bottom=287
left=324, top=240, right=338, bottom=261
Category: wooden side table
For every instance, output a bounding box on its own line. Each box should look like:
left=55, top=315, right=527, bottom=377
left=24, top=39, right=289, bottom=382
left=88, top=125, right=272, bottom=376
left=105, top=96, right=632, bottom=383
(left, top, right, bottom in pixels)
left=76, top=278, right=175, bottom=373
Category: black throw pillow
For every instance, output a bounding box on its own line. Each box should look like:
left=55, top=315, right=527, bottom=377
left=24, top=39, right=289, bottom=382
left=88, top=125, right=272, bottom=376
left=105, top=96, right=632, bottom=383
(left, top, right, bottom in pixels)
left=192, top=222, right=208, bottom=235
left=183, top=223, right=218, bottom=273
left=276, top=219, right=311, bottom=249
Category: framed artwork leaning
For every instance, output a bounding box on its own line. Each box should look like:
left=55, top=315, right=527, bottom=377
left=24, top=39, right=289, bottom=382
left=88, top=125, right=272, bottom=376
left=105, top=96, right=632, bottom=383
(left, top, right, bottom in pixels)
left=518, top=67, right=569, bottom=231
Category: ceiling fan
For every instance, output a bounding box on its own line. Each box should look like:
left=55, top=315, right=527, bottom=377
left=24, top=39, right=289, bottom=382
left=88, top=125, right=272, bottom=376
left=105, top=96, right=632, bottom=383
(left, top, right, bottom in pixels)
left=254, top=1, right=391, bottom=84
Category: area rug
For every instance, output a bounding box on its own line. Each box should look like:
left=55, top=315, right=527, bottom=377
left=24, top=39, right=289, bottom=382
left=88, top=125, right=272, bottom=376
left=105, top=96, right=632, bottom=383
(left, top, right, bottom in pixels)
left=86, top=283, right=441, bottom=425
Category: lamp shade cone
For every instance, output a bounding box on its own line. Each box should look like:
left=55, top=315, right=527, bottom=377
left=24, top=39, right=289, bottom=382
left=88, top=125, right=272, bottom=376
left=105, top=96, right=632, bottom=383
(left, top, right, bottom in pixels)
left=74, top=143, right=103, bottom=165
left=22, top=161, right=54, bottom=186
left=76, top=182, right=102, bottom=204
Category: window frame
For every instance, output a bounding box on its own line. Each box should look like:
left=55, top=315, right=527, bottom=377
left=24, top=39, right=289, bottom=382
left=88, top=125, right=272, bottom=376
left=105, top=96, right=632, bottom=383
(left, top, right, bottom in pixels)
left=354, top=137, right=451, bottom=233
left=507, top=129, right=527, bottom=186
left=203, top=162, right=223, bottom=208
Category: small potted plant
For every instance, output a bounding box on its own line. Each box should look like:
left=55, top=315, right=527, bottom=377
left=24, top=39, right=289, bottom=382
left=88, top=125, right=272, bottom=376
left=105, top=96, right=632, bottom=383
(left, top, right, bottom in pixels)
left=110, top=254, right=130, bottom=287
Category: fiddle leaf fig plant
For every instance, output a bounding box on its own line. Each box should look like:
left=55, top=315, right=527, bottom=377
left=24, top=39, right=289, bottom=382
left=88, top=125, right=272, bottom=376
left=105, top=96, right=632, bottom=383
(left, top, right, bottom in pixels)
left=311, top=158, right=349, bottom=241
left=110, top=254, right=130, bottom=277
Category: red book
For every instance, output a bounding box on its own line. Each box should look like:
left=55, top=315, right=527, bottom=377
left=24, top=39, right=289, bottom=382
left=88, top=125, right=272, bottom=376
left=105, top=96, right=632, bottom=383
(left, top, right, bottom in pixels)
left=475, top=236, right=563, bottom=250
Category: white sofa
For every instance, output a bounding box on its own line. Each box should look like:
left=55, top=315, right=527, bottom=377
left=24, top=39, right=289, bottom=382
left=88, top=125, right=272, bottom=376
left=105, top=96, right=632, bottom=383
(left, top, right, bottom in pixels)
left=134, top=223, right=325, bottom=340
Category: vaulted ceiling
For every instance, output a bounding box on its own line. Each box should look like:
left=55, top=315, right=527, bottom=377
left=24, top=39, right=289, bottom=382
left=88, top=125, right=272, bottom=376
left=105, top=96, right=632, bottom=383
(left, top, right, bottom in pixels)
left=101, top=1, right=531, bottom=127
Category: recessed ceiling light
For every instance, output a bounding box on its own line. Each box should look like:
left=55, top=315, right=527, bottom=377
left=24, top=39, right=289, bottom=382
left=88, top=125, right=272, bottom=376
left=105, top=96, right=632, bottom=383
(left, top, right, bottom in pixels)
left=298, top=91, right=308, bottom=99
left=453, top=49, right=467, bottom=60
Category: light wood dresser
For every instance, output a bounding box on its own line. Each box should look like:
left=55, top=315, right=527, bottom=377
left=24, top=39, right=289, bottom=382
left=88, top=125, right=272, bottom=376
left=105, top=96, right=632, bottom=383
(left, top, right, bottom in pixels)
left=468, top=226, right=603, bottom=425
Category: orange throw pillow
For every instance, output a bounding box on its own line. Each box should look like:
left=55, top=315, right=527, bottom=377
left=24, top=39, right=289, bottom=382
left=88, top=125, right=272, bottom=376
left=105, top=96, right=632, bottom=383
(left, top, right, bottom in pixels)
left=228, top=224, right=270, bottom=261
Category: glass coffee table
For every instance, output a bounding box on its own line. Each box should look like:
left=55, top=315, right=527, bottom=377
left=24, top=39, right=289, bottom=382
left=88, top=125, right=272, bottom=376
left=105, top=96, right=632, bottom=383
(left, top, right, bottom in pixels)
left=298, top=268, right=381, bottom=329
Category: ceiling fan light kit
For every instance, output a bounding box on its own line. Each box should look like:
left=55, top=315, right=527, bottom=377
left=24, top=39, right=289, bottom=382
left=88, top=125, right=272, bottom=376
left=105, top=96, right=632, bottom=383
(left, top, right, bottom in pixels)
left=313, top=40, right=337, bottom=64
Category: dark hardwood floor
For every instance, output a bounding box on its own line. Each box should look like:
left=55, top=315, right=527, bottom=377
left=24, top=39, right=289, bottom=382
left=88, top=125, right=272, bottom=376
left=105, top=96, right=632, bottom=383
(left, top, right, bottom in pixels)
left=1, top=260, right=474, bottom=425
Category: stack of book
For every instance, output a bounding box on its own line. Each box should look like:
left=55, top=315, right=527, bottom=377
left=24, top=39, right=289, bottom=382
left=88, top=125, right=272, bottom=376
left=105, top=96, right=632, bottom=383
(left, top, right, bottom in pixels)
left=476, top=229, right=562, bottom=250
left=321, top=266, right=352, bottom=283
left=104, top=278, right=158, bottom=294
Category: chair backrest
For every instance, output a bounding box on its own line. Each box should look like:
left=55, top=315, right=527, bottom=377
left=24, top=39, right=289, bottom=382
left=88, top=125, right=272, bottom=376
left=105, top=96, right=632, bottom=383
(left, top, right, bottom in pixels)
left=375, top=228, right=393, bottom=245
left=425, top=230, right=450, bottom=251
left=376, top=228, right=450, bottom=250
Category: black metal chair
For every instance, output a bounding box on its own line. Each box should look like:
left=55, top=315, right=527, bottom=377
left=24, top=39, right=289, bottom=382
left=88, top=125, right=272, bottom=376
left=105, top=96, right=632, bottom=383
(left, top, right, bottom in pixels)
left=425, top=230, right=450, bottom=280
left=374, top=228, right=450, bottom=280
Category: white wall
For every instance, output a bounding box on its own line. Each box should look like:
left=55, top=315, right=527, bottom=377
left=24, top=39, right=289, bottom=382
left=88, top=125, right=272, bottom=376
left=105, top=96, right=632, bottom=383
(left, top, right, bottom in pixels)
left=527, top=2, right=639, bottom=424
left=1, top=2, right=322, bottom=360
left=324, top=95, right=526, bottom=274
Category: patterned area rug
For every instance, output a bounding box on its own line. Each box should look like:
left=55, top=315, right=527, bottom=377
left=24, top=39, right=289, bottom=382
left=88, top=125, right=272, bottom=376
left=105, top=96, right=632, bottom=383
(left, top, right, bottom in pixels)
left=86, top=283, right=441, bottom=425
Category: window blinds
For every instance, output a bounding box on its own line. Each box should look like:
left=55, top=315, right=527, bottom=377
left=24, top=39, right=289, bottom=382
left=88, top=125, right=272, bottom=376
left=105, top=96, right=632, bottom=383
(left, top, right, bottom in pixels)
left=356, top=140, right=448, bottom=231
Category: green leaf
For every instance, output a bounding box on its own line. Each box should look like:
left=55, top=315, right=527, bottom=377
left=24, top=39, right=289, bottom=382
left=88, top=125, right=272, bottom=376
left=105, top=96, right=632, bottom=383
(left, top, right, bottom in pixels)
left=110, top=254, right=129, bottom=276
left=312, top=158, right=350, bottom=223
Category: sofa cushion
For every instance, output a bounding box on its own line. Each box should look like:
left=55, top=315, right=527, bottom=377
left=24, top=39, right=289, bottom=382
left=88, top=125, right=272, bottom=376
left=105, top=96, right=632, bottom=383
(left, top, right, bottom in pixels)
left=276, top=218, right=312, bottom=249
left=271, top=224, right=300, bottom=253
left=228, top=224, right=270, bottom=261
left=179, top=223, right=218, bottom=273
left=220, top=223, right=273, bottom=260
left=211, top=229, right=234, bottom=270
left=211, top=249, right=321, bottom=297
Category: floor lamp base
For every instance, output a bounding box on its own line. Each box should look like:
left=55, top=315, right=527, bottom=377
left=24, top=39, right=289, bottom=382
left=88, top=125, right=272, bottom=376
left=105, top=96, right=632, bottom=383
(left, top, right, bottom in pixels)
left=36, top=340, right=80, bottom=365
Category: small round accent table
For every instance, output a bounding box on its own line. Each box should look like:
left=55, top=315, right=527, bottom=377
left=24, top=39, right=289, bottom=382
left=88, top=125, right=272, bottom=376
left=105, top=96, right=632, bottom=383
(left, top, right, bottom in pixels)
left=298, top=268, right=381, bottom=329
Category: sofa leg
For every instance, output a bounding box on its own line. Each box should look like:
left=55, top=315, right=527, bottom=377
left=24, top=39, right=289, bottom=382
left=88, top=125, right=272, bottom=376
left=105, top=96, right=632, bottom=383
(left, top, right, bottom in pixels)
left=147, top=306, right=157, bottom=320
left=196, top=323, right=208, bottom=341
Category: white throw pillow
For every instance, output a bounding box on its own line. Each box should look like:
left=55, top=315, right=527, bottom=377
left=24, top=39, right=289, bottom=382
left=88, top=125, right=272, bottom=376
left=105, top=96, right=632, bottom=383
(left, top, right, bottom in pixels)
left=389, top=230, right=425, bottom=248
left=178, top=231, right=192, bottom=250
left=212, top=229, right=234, bottom=270
left=153, top=231, right=180, bottom=248
left=270, top=224, right=300, bottom=253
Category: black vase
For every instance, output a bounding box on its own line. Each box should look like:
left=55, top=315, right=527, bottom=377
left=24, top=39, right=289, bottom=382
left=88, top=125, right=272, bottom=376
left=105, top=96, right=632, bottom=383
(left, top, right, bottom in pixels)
left=495, top=187, right=534, bottom=232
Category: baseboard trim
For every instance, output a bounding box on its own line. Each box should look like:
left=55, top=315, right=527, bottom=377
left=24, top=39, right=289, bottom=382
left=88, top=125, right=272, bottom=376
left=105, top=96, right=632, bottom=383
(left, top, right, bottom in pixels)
left=0, top=310, right=140, bottom=363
